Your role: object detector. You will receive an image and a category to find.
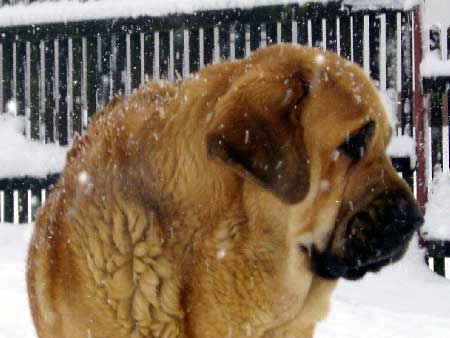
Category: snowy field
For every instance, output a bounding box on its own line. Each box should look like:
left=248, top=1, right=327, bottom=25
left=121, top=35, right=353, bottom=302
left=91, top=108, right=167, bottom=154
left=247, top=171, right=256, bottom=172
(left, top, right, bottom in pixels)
left=1, top=223, right=449, bottom=338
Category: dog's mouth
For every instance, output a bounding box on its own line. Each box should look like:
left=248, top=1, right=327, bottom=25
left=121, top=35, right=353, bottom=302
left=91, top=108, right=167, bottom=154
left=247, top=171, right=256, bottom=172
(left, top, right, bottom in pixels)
left=309, top=238, right=411, bottom=280
left=308, top=192, right=423, bottom=281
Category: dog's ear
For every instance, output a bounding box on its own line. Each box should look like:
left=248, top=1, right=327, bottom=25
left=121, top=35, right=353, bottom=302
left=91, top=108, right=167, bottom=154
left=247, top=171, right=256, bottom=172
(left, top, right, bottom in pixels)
left=206, top=106, right=310, bottom=204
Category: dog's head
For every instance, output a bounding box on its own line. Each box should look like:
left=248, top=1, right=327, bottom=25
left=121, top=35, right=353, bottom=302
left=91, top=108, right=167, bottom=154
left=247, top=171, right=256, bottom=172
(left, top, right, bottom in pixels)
left=206, top=44, right=423, bottom=280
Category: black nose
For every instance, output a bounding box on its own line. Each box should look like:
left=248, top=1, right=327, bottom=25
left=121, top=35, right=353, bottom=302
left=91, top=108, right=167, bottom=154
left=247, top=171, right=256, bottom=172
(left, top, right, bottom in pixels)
left=345, top=190, right=423, bottom=259
left=375, top=190, right=424, bottom=237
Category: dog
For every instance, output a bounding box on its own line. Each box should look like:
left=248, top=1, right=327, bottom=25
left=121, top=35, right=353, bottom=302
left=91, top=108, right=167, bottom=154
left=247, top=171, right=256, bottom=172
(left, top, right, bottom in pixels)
left=27, top=44, right=423, bottom=338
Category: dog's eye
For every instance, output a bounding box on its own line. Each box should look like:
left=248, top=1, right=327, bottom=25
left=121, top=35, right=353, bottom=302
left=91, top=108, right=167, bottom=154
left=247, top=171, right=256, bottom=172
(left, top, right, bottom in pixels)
left=338, top=121, right=375, bottom=162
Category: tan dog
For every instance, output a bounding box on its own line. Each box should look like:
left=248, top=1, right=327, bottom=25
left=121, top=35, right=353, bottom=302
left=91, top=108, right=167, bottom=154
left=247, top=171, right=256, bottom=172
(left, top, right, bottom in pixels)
left=27, top=44, right=423, bottom=338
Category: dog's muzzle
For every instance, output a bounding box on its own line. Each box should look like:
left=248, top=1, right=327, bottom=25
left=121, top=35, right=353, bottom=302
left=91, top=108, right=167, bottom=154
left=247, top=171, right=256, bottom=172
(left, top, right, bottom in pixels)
left=310, top=189, right=424, bottom=280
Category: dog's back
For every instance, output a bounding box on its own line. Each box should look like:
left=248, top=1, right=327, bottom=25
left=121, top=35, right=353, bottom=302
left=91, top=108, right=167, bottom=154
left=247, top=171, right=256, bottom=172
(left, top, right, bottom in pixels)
left=26, top=80, right=188, bottom=338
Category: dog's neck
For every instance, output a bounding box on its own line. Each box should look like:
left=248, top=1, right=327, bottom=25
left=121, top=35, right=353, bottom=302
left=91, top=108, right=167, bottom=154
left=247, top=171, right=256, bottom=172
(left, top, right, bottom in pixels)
left=137, top=64, right=248, bottom=245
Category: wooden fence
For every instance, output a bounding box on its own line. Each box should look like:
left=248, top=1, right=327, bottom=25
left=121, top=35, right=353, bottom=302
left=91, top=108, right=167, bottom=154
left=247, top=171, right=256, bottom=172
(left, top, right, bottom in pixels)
left=1, top=1, right=448, bottom=279
left=421, top=22, right=450, bottom=279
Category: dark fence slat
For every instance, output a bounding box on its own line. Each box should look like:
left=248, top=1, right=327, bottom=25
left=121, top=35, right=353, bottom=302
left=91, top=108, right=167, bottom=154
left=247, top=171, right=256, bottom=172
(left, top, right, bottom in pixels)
left=234, top=23, right=246, bottom=60
left=72, top=37, right=83, bottom=136
left=130, top=33, right=141, bottom=91
left=17, top=40, right=25, bottom=117
left=159, top=31, right=170, bottom=79
left=30, top=40, right=39, bottom=140
left=189, top=28, right=199, bottom=73
left=45, top=39, right=54, bottom=142
left=143, top=32, right=154, bottom=82
left=401, top=11, right=414, bottom=136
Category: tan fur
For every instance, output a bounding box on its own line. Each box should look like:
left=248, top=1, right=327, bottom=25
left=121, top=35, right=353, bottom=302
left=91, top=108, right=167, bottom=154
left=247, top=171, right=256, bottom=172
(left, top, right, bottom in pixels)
left=27, top=44, right=409, bottom=338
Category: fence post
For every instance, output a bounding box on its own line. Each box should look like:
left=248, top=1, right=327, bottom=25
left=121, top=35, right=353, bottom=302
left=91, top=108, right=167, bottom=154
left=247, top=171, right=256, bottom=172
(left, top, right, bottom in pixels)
left=413, top=6, right=427, bottom=211
left=13, top=190, right=19, bottom=224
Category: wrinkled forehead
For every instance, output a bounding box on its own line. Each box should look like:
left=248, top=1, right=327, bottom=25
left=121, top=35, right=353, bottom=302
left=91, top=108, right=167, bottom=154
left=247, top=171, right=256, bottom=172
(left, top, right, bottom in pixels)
left=297, top=50, right=392, bottom=141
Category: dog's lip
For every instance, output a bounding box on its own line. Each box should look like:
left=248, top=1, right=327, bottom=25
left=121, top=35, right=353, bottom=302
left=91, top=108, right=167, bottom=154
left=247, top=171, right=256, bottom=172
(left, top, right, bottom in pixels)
left=310, top=233, right=413, bottom=280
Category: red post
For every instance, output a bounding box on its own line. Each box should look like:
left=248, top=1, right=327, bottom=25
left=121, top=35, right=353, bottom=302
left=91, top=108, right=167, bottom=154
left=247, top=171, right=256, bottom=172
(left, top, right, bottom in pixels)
left=413, top=6, right=427, bottom=212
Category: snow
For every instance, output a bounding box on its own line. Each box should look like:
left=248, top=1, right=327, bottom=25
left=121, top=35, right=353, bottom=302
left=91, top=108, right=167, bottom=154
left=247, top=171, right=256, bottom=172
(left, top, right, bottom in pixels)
left=422, top=170, right=450, bottom=241
left=379, top=89, right=416, bottom=161
left=420, top=53, right=450, bottom=77
left=0, top=0, right=419, bottom=28
left=0, top=223, right=35, bottom=338
left=421, top=0, right=450, bottom=76
left=317, top=234, right=450, bottom=338
left=344, top=0, right=419, bottom=11
left=387, top=134, right=416, bottom=164
left=0, top=114, right=68, bottom=178
left=0, top=223, right=448, bottom=338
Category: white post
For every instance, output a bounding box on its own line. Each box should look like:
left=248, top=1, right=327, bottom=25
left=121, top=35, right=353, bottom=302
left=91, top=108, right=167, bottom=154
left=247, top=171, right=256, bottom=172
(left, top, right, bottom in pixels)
left=441, top=29, right=448, bottom=61
left=41, top=189, right=46, bottom=205
left=424, top=97, right=433, bottom=188
left=396, top=12, right=402, bottom=94
left=110, top=35, right=116, bottom=99
left=230, top=25, right=236, bottom=61
left=292, top=19, right=298, bottom=44
left=307, top=19, right=312, bottom=47
left=363, top=15, right=370, bottom=75
left=350, top=16, right=354, bottom=62
left=140, top=33, right=145, bottom=84
left=379, top=13, right=387, bottom=92
left=81, top=37, right=88, bottom=130
left=322, top=18, right=327, bottom=50
left=125, top=33, right=131, bottom=95
left=445, top=258, right=450, bottom=279
left=428, top=257, right=434, bottom=272
left=199, top=28, right=204, bottom=69
left=245, top=25, right=251, bottom=58
left=277, top=22, right=282, bottom=44
left=39, top=40, right=46, bottom=142
left=169, top=30, right=174, bottom=81
left=13, top=190, right=19, bottom=225
left=260, top=23, right=267, bottom=48
left=183, top=29, right=190, bottom=78
left=153, top=31, right=160, bottom=79
left=27, top=189, right=32, bottom=224
left=396, top=12, right=403, bottom=136
left=213, top=26, right=220, bottom=64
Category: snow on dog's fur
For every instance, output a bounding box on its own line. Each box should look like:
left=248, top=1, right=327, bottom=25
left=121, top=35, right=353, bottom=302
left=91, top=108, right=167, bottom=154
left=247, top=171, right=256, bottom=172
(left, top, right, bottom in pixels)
left=27, top=44, right=422, bottom=338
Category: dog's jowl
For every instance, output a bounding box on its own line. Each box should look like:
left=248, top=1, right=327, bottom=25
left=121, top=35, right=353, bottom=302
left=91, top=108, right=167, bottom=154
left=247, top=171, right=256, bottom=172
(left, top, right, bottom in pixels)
left=27, top=44, right=423, bottom=338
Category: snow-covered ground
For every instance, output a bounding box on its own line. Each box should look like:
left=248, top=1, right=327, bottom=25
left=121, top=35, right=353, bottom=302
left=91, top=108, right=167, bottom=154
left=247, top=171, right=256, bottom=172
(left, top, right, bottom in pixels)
left=1, top=223, right=449, bottom=338
left=423, top=171, right=450, bottom=241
